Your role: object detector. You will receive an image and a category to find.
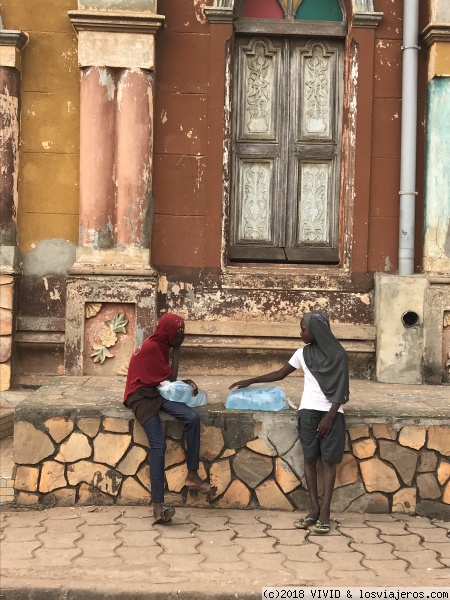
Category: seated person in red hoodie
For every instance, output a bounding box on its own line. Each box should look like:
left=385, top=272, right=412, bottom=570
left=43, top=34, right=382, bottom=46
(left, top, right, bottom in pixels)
left=124, top=313, right=214, bottom=524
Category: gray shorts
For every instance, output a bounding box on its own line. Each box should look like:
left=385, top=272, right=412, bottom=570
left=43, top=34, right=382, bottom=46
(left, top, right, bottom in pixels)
left=298, top=409, right=346, bottom=464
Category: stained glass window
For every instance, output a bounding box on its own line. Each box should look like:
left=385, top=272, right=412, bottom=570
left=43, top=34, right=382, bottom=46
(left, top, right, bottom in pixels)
left=295, top=0, right=343, bottom=22
left=240, top=0, right=284, bottom=19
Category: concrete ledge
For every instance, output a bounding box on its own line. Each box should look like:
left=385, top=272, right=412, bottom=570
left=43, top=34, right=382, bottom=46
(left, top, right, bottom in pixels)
left=11, top=376, right=450, bottom=518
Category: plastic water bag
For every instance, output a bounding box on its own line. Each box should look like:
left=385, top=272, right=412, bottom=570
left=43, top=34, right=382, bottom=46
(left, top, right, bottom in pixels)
left=157, top=380, right=208, bottom=408
left=225, top=386, right=288, bottom=411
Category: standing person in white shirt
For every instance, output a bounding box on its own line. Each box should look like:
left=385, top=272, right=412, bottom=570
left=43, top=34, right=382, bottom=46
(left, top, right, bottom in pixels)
left=228, top=310, right=349, bottom=535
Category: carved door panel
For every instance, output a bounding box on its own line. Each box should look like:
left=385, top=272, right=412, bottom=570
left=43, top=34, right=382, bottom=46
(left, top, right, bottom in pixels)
left=230, top=35, right=343, bottom=264
left=230, top=36, right=287, bottom=261
left=286, top=39, right=343, bottom=262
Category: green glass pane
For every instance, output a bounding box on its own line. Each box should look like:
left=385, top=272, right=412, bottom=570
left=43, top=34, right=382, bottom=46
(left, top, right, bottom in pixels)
left=295, top=0, right=343, bottom=21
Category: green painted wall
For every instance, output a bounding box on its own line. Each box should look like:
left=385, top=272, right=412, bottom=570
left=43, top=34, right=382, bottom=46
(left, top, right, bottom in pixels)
left=424, top=77, right=450, bottom=267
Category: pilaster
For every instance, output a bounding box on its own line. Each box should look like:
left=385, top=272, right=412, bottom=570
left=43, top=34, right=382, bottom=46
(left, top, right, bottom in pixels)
left=420, top=1, right=450, bottom=383
left=65, top=4, right=162, bottom=376
left=421, top=5, right=450, bottom=275
left=0, top=29, right=28, bottom=274
left=68, top=7, right=164, bottom=276
left=348, top=10, right=382, bottom=281
left=0, top=28, right=28, bottom=391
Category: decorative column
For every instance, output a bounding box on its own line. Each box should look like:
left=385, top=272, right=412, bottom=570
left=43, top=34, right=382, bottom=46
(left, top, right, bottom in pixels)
left=0, top=27, right=28, bottom=391
left=65, top=6, right=163, bottom=376
left=68, top=8, right=163, bottom=273
left=421, top=1, right=450, bottom=383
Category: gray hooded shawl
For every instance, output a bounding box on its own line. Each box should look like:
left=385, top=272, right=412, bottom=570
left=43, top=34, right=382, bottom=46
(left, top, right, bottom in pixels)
left=302, top=310, right=349, bottom=405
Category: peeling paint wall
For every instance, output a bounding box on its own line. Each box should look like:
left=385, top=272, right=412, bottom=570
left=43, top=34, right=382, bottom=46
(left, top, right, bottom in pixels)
left=1, top=0, right=79, bottom=383
left=78, top=0, right=156, bottom=11
left=0, top=72, right=19, bottom=247
left=1, top=0, right=80, bottom=257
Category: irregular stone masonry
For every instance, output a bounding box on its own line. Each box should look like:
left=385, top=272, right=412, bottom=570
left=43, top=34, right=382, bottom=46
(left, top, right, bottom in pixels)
left=12, top=408, right=450, bottom=518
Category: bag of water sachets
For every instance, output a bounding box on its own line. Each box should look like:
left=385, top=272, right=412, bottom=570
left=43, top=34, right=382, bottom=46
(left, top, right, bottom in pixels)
left=157, top=380, right=208, bottom=408
left=225, top=386, right=289, bottom=411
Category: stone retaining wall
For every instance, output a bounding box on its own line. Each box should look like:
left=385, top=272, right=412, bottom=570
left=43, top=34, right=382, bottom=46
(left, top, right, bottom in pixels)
left=13, top=409, right=450, bottom=518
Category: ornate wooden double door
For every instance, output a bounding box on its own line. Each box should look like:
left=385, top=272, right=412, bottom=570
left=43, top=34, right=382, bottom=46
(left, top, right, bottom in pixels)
left=230, top=36, right=344, bottom=263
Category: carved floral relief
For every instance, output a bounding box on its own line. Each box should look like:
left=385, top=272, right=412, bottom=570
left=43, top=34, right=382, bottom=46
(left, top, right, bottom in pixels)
left=90, top=313, right=129, bottom=364
left=83, top=303, right=136, bottom=376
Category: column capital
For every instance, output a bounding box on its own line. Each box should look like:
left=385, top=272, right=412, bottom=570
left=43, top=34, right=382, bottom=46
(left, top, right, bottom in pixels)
left=422, top=23, right=450, bottom=48
left=0, top=30, right=29, bottom=70
left=68, top=9, right=164, bottom=69
left=353, top=12, right=383, bottom=29
left=204, top=7, right=234, bottom=24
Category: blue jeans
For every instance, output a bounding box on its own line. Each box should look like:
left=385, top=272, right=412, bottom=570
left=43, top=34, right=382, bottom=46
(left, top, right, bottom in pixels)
left=142, top=400, right=201, bottom=503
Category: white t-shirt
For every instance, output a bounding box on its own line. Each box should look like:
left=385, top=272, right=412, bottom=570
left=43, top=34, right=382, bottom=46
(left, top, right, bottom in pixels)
left=289, top=348, right=344, bottom=414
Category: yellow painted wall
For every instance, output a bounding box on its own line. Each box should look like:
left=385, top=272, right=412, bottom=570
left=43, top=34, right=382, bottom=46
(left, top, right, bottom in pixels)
left=429, top=42, right=450, bottom=80
left=0, top=0, right=79, bottom=256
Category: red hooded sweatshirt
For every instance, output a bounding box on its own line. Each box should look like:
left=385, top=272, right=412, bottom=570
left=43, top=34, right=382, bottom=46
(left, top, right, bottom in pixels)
left=123, top=313, right=184, bottom=402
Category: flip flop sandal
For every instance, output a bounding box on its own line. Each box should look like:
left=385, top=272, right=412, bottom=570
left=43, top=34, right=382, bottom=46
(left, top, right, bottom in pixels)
left=312, top=520, right=331, bottom=534
left=294, top=516, right=318, bottom=530
left=153, top=506, right=175, bottom=525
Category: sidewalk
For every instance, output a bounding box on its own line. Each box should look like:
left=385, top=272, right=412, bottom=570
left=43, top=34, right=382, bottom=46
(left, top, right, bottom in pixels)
left=0, top=505, right=449, bottom=599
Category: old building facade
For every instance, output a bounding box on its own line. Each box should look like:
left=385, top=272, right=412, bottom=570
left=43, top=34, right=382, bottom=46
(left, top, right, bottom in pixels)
left=0, top=0, right=449, bottom=389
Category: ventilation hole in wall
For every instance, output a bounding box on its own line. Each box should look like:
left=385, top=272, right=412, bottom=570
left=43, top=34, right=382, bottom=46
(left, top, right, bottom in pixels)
left=401, top=311, right=420, bottom=327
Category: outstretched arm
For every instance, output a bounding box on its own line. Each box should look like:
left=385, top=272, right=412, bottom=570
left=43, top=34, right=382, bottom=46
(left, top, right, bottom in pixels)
left=229, top=363, right=296, bottom=390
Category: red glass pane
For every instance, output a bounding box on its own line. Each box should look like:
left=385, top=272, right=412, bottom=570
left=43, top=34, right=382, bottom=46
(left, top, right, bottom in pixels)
left=240, top=0, right=284, bottom=19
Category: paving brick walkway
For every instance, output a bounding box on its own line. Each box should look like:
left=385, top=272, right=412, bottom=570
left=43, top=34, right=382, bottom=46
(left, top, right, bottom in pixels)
left=0, top=436, right=14, bottom=504
left=0, top=506, right=449, bottom=598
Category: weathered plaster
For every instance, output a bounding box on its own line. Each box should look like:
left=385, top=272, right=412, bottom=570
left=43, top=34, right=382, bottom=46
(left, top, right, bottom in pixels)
left=424, top=78, right=450, bottom=274
left=375, top=274, right=428, bottom=385
left=424, top=283, right=450, bottom=384
left=430, top=0, right=450, bottom=23
left=22, top=240, right=76, bottom=276
left=78, top=0, right=156, bottom=11
left=98, top=67, right=115, bottom=101
left=0, top=83, right=19, bottom=247
left=77, top=30, right=155, bottom=70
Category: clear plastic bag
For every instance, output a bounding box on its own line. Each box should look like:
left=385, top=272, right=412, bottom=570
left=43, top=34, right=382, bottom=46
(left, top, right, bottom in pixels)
left=157, top=380, right=208, bottom=407
left=225, top=386, right=289, bottom=411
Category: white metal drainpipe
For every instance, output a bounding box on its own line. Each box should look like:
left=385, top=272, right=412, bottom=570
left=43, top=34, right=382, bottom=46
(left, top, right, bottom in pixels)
left=398, top=0, right=420, bottom=275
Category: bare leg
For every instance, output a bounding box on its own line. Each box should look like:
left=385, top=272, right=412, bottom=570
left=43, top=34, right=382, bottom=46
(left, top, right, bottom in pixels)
left=303, top=457, right=320, bottom=520
left=319, top=459, right=336, bottom=524
left=153, top=501, right=163, bottom=519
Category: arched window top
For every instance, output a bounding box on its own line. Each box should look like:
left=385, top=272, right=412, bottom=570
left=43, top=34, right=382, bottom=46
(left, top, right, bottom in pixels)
left=240, top=0, right=345, bottom=22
